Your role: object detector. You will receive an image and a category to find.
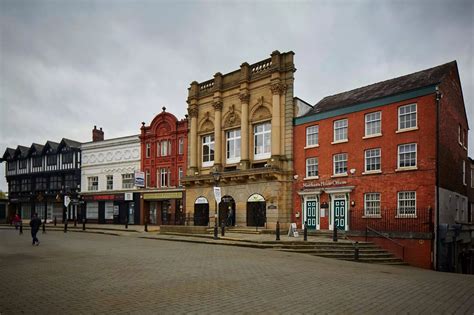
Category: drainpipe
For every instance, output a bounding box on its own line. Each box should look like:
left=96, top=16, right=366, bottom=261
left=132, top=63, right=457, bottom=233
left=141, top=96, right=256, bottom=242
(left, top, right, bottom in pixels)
left=435, top=86, right=442, bottom=271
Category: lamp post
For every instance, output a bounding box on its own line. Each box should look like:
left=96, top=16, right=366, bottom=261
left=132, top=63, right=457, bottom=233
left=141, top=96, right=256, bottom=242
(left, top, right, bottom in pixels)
left=211, top=171, right=221, bottom=240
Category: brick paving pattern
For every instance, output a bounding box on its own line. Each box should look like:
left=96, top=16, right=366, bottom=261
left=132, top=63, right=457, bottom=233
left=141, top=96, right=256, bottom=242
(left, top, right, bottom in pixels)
left=1, top=229, right=473, bottom=314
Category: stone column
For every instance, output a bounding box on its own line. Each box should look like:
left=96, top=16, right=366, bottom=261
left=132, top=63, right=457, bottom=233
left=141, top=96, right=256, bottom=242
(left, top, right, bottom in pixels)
left=188, top=105, right=198, bottom=173
left=270, top=82, right=286, bottom=158
left=239, top=92, right=250, bottom=169
left=213, top=101, right=223, bottom=169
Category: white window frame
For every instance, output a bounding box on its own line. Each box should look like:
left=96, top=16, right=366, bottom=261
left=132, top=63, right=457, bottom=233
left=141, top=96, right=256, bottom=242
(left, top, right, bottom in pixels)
left=160, top=168, right=168, bottom=187
left=305, top=157, right=319, bottom=179
left=160, top=140, right=170, bottom=157
left=178, top=138, right=184, bottom=155
left=333, top=119, right=348, bottom=143
left=146, top=170, right=150, bottom=188
left=226, top=129, right=241, bottom=164
left=398, top=103, right=417, bottom=131
left=106, top=175, right=113, bottom=190
left=254, top=122, right=271, bottom=160
left=88, top=176, right=98, bottom=191
left=178, top=167, right=183, bottom=186
left=306, top=125, right=319, bottom=147
left=122, top=173, right=134, bottom=189
left=333, top=153, right=348, bottom=176
left=364, top=111, right=381, bottom=137
left=364, top=193, right=381, bottom=217
left=397, top=143, right=417, bottom=170
left=462, top=160, right=466, bottom=186
left=397, top=191, right=416, bottom=217
left=146, top=143, right=151, bottom=158
left=202, top=134, right=215, bottom=168
left=364, top=148, right=381, bottom=173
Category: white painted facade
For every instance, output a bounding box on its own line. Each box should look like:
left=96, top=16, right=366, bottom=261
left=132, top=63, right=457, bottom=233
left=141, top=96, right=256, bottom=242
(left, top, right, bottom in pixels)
left=80, top=135, right=141, bottom=194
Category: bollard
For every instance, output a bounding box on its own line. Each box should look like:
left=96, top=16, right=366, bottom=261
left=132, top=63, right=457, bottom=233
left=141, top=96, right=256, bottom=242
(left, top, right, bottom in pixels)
left=333, top=226, right=338, bottom=242
left=144, top=219, right=148, bottom=232
left=125, top=217, right=128, bottom=229
left=19, top=222, right=23, bottom=235
left=276, top=221, right=280, bottom=241
left=221, top=221, right=225, bottom=237
left=54, top=216, right=57, bottom=226
left=213, top=224, right=218, bottom=240
left=304, top=221, right=308, bottom=242
left=74, top=216, right=77, bottom=227
left=354, top=242, right=360, bottom=261
left=42, top=218, right=46, bottom=234
left=82, top=218, right=86, bottom=231
left=64, top=220, right=68, bottom=233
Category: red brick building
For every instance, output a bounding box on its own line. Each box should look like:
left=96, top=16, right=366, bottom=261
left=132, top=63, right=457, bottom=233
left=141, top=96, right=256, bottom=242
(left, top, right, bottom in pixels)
left=293, top=61, right=470, bottom=270
left=139, top=107, right=188, bottom=225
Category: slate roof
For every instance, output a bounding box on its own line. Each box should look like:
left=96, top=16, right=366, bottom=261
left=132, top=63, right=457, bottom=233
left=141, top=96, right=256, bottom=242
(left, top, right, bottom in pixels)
left=305, top=61, right=456, bottom=116
left=16, top=145, right=30, bottom=158
left=1, top=148, right=16, bottom=161
left=30, top=143, right=45, bottom=154
left=60, top=138, right=81, bottom=149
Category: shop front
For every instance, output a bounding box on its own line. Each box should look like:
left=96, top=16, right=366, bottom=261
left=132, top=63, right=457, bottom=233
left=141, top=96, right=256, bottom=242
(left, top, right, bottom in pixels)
left=82, top=192, right=140, bottom=224
left=141, top=190, right=185, bottom=225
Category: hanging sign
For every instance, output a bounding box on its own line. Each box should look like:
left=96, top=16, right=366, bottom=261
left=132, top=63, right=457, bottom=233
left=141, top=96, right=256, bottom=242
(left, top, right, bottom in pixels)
left=213, top=187, right=222, bottom=204
left=64, top=195, right=71, bottom=208
left=134, top=171, right=145, bottom=187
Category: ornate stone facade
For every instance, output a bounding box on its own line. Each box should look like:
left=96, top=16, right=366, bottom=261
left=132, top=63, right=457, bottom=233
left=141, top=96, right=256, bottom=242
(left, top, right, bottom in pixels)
left=183, top=51, right=296, bottom=229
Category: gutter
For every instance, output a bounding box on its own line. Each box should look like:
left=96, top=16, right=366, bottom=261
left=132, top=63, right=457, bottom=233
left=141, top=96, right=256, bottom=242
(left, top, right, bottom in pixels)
left=435, top=86, right=442, bottom=270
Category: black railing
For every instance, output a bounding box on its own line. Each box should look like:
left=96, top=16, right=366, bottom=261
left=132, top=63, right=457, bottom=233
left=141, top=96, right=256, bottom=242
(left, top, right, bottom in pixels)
left=366, top=226, right=405, bottom=259
left=349, top=208, right=433, bottom=234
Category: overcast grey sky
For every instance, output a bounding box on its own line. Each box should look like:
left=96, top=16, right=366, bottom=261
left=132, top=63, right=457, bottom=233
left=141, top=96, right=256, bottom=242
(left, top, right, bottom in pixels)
left=0, top=0, right=473, bottom=192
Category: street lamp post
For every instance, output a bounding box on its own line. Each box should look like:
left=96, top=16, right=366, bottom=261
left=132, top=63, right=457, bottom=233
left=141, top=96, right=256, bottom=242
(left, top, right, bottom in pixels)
left=212, top=171, right=221, bottom=240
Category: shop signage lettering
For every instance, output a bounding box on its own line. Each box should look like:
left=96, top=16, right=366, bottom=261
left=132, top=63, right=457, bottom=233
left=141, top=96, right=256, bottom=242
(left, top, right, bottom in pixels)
left=303, top=180, right=347, bottom=188
left=82, top=194, right=124, bottom=201
left=143, top=192, right=183, bottom=200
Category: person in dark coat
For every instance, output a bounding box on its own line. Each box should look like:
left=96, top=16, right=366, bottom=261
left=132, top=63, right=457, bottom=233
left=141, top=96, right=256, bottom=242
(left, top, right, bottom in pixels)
left=29, top=213, right=42, bottom=246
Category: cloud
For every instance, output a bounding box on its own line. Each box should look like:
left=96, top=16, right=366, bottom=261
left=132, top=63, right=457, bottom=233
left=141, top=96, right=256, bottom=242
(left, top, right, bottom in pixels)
left=0, top=0, right=473, bottom=191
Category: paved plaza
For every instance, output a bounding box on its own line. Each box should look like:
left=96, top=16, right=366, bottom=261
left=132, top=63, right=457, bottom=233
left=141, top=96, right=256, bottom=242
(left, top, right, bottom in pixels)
left=0, top=229, right=473, bottom=314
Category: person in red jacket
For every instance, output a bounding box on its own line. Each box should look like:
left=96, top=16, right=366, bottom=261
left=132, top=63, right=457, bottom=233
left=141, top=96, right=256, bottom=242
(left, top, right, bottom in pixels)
left=13, top=213, right=21, bottom=230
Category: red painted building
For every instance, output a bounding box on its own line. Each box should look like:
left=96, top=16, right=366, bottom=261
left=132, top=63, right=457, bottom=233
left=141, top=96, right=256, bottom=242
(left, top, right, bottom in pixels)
left=139, top=107, right=188, bottom=225
left=293, top=61, right=471, bottom=270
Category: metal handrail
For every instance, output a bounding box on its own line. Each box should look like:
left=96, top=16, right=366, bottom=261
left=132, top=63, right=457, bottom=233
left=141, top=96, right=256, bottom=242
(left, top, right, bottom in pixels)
left=365, top=226, right=405, bottom=260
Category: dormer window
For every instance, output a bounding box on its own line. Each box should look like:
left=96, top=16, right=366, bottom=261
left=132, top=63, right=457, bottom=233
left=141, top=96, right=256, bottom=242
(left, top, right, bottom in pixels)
left=33, top=156, right=42, bottom=167
left=62, top=152, right=73, bottom=164
left=8, top=161, right=15, bottom=171
left=47, top=154, right=57, bottom=166
left=19, top=159, right=27, bottom=169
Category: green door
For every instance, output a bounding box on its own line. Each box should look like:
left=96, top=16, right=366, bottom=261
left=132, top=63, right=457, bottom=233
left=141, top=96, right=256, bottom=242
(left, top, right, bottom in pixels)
left=306, top=200, right=317, bottom=230
left=334, top=200, right=346, bottom=230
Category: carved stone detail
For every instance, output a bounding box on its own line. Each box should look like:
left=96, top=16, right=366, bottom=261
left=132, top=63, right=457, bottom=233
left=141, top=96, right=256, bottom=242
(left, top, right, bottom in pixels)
left=188, top=106, right=199, bottom=118
left=213, top=101, right=223, bottom=111
left=239, top=92, right=250, bottom=103
left=270, top=83, right=287, bottom=95
left=224, top=105, right=240, bottom=128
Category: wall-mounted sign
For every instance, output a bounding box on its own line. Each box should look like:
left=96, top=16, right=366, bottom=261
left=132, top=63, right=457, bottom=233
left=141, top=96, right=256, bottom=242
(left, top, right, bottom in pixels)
left=82, top=194, right=124, bottom=201
left=303, top=180, right=347, bottom=188
left=134, top=171, right=145, bottom=187
left=125, top=192, right=133, bottom=201
left=143, top=192, right=183, bottom=200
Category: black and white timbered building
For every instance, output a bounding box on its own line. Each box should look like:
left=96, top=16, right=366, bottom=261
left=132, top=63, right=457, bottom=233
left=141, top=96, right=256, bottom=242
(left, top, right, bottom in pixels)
left=1, top=138, right=82, bottom=222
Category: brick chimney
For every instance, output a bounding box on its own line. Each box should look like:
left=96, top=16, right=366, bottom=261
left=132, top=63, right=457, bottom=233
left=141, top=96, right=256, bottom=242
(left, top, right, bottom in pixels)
left=92, top=126, right=104, bottom=142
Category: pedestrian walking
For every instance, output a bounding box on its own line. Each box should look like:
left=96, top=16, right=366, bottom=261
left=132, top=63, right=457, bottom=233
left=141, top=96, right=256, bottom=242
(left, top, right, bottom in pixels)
left=13, top=213, right=21, bottom=230
left=29, top=213, right=42, bottom=246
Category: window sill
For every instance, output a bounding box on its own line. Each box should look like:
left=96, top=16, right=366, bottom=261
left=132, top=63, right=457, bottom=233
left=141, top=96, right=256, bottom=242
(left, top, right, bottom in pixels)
left=304, top=144, right=319, bottom=149
left=202, top=162, right=214, bottom=168
left=362, top=215, right=382, bottom=219
left=362, top=170, right=382, bottom=175
left=362, top=133, right=382, bottom=139
left=396, top=127, right=418, bottom=134
left=304, top=176, right=319, bottom=180
left=395, top=166, right=418, bottom=172
left=395, top=215, right=417, bottom=219
left=226, top=158, right=241, bottom=165
left=331, top=173, right=348, bottom=178
left=331, top=140, right=348, bottom=145
left=254, top=154, right=271, bottom=161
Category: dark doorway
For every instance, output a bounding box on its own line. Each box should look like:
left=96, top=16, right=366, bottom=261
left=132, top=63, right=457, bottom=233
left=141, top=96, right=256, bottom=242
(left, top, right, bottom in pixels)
left=98, top=202, right=106, bottom=224
left=246, top=196, right=266, bottom=227
left=219, top=195, right=236, bottom=226
left=194, top=197, right=209, bottom=226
